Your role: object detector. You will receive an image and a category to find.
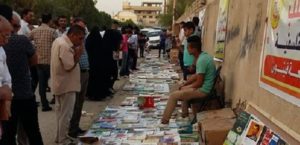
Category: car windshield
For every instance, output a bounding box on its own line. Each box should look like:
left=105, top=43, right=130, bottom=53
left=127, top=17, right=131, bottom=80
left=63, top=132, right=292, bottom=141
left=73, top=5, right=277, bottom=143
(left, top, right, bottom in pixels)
left=147, top=31, right=161, bottom=37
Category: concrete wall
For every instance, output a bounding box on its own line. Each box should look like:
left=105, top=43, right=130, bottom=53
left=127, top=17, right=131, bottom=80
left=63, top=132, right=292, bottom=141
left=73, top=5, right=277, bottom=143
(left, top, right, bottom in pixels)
left=201, top=0, right=219, bottom=56
left=199, top=0, right=300, bottom=142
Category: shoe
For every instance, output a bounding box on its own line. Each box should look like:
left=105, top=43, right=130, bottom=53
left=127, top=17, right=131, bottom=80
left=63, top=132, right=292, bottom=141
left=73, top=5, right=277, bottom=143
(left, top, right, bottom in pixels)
left=50, top=98, right=55, bottom=104
left=42, top=106, right=52, bottom=112
left=36, top=101, right=40, bottom=107
left=157, top=123, right=169, bottom=128
left=77, top=128, right=86, bottom=135
left=67, top=134, right=78, bottom=144
left=89, top=97, right=106, bottom=102
left=109, top=88, right=116, bottom=94
left=46, top=87, right=51, bottom=92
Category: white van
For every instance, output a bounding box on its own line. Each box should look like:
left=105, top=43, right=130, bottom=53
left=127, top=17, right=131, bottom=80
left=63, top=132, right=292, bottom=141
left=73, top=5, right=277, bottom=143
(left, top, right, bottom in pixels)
left=145, top=30, right=162, bottom=49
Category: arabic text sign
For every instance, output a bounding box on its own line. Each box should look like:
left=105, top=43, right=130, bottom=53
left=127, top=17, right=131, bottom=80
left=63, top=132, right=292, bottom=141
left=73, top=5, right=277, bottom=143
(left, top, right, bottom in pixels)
left=214, top=0, right=229, bottom=60
left=260, top=0, right=300, bottom=106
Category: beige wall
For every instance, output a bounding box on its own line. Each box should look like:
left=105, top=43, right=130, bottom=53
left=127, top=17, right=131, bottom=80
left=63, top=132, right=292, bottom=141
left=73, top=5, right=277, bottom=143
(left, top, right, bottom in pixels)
left=201, top=0, right=219, bottom=56
left=199, top=0, right=300, bottom=142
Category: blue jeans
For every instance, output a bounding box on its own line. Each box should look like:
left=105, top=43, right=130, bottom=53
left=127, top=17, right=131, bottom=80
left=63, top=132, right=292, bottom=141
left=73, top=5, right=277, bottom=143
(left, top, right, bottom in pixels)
left=120, top=51, right=129, bottom=76
left=37, top=64, right=50, bottom=108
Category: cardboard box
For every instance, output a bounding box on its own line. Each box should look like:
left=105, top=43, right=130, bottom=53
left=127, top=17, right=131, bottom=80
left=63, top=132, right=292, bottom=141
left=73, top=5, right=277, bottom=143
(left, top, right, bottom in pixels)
left=200, top=118, right=235, bottom=145
left=196, top=108, right=235, bottom=122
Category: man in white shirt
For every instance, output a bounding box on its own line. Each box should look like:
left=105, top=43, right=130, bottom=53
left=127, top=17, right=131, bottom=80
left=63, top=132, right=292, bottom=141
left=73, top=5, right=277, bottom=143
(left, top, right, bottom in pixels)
left=18, top=9, right=34, bottom=36
left=127, top=27, right=138, bottom=70
left=0, top=15, right=13, bottom=140
left=178, top=21, right=186, bottom=73
left=51, top=25, right=84, bottom=145
left=56, top=15, right=67, bottom=37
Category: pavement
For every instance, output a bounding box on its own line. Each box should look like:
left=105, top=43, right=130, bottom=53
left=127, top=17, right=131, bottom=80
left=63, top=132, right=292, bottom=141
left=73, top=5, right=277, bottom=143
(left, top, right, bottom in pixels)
left=37, top=51, right=179, bottom=145
left=37, top=76, right=129, bottom=145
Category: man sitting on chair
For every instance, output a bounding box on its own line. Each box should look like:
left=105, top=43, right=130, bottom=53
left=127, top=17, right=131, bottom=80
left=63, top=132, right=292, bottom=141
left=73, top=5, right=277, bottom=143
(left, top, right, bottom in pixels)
left=161, top=35, right=216, bottom=124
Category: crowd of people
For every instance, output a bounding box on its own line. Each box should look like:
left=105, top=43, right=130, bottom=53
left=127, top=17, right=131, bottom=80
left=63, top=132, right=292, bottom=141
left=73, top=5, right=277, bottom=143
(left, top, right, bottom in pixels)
left=0, top=4, right=158, bottom=145
left=0, top=3, right=217, bottom=145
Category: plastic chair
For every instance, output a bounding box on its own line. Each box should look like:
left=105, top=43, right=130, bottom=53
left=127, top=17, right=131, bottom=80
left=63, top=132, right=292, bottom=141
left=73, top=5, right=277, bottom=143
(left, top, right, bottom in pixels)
left=188, top=65, right=225, bottom=118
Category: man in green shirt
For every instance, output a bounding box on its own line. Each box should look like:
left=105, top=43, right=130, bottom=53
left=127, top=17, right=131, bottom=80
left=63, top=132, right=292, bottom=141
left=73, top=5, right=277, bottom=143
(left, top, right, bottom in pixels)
left=161, top=35, right=216, bottom=124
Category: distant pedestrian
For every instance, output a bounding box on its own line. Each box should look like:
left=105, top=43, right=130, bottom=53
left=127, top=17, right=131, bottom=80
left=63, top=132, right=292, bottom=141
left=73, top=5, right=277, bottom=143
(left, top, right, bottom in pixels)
left=119, top=26, right=130, bottom=77
left=18, top=9, right=34, bottom=36
left=109, top=21, right=122, bottom=93
left=138, top=32, right=147, bottom=58
left=127, top=26, right=138, bottom=70
left=30, top=13, right=57, bottom=111
left=159, top=29, right=167, bottom=58
left=56, top=15, right=68, bottom=37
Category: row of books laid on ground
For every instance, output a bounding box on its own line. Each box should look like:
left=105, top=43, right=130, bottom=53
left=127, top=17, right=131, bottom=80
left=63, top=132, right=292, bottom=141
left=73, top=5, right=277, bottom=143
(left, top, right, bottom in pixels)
left=224, top=111, right=289, bottom=145
left=78, top=95, right=200, bottom=145
left=130, top=65, right=180, bottom=81
left=123, top=82, right=170, bottom=93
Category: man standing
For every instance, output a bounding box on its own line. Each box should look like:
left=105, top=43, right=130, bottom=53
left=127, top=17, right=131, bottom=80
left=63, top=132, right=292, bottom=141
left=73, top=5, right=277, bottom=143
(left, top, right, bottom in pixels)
left=56, top=15, right=68, bottom=37
left=109, top=21, right=122, bottom=93
left=0, top=15, right=13, bottom=141
left=51, top=25, right=85, bottom=145
left=127, top=27, right=138, bottom=70
left=68, top=18, right=89, bottom=138
left=192, top=17, right=201, bottom=37
left=119, top=27, right=129, bottom=77
left=178, top=21, right=185, bottom=72
left=182, top=22, right=196, bottom=80
left=17, top=8, right=39, bottom=107
left=30, top=14, right=57, bottom=111
left=159, top=29, right=167, bottom=58
left=18, top=9, right=34, bottom=36
left=1, top=12, right=44, bottom=145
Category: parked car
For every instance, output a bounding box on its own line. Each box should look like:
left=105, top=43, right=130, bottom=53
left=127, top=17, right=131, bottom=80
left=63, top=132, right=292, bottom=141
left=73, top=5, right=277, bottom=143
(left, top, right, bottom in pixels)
left=140, top=28, right=154, bottom=36
left=145, top=30, right=162, bottom=49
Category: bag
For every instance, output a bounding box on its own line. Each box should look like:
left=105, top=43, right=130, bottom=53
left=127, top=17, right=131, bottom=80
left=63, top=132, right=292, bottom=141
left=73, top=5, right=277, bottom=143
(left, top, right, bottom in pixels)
left=119, top=51, right=123, bottom=59
left=113, top=51, right=119, bottom=60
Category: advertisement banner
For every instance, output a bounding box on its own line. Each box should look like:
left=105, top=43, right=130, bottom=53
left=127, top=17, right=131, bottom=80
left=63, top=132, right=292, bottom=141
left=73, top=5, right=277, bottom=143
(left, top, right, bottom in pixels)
left=214, top=0, right=230, bottom=60
left=260, top=0, right=300, bottom=106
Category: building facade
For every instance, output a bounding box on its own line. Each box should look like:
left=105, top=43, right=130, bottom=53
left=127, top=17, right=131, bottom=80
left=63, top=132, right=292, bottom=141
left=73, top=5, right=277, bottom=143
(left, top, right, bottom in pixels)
left=113, top=11, right=139, bottom=24
left=115, top=1, right=163, bottom=27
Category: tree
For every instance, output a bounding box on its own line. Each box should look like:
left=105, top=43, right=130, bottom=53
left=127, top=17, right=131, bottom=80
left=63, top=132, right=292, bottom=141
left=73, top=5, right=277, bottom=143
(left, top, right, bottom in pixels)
left=159, top=0, right=195, bottom=27
left=1, top=0, right=112, bottom=29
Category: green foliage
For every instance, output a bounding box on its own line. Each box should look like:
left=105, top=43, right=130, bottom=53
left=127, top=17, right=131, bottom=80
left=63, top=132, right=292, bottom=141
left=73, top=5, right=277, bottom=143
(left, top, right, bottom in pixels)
left=159, top=0, right=195, bottom=27
left=158, top=13, right=173, bottom=27
left=1, top=0, right=112, bottom=29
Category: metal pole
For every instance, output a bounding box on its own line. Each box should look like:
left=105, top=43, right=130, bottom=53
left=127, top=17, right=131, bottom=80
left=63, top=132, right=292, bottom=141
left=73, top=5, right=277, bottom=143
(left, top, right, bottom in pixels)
left=172, top=0, right=176, bottom=35
left=164, top=0, right=167, bottom=14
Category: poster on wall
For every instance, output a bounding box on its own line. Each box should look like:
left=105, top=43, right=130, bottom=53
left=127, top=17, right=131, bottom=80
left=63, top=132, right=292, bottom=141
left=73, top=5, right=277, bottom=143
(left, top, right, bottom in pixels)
left=198, top=8, right=206, bottom=28
left=260, top=0, right=300, bottom=107
left=214, top=0, right=230, bottom=60
left=199, top=8, right=206, bottom=42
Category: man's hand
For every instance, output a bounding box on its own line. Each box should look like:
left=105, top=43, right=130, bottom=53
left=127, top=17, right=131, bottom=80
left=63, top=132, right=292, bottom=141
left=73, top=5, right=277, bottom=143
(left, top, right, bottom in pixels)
left=188, top=65, right=196, bottom=74
left=74, top=45, right=84, bottom=62
left=178, top=82, right=186, bottom=90
left=0, top=85, right=12, bottom=101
